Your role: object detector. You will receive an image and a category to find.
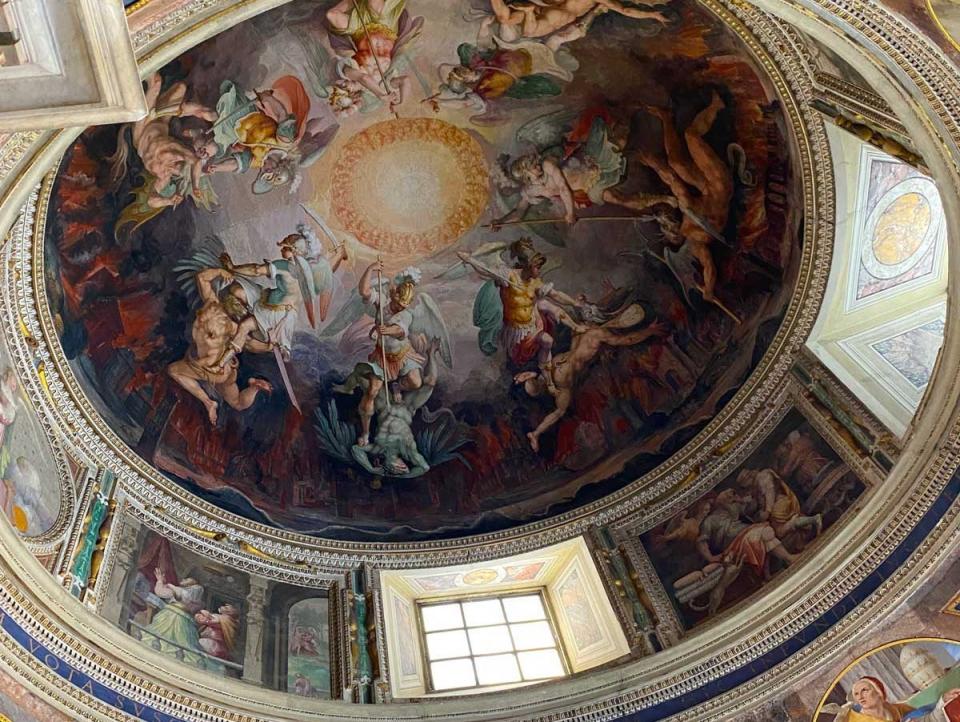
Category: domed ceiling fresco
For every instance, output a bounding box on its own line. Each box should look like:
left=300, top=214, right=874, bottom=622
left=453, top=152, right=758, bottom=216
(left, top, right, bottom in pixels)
left=43, top=0, right=800, bottom=540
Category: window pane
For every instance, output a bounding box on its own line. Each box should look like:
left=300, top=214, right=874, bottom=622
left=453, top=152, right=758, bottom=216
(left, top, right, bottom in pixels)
left=510, top=620, right=554, bottom=650
left=462, top=598, right=505, bottom=627
left=431, top=658, right=477, bottom=690
left=421, top=603, right=464, bottom=632
left=517, top=649, right=564, bottom=680
left=468, top=624, right=513, bottom=655
left=474, top=653, right=522, bottom=685
left=426, top=629, right=471, bottom=660
left=502, top=594, right=546, bottom=623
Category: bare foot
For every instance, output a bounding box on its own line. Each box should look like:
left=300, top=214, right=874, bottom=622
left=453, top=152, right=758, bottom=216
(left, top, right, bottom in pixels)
left=357, top=434, right=369, bottom=448
left=249, top=378, right=273, bottom=394
left=527, top=432, right=540, bottom=452
left=203, top=399, right=218, bottom=425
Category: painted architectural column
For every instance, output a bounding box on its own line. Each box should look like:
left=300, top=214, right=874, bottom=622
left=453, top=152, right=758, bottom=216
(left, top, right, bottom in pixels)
left=96, top=515, right=140, bottom=625
left=241, top=576, right=271, bottom=685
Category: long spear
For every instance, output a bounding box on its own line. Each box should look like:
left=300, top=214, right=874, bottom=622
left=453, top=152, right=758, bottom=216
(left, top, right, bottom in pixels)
left=374, top=255, right=391, bottom=409
left=482, top=214, right=657, bottom=229
left=351, top=0, right=399, bottom=120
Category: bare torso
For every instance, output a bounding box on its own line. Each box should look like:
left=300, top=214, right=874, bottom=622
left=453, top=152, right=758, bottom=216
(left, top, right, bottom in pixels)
left=192, top=301, right=237, bottom=367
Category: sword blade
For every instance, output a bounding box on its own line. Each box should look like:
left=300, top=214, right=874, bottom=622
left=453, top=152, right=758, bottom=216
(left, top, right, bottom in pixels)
left=299, top=203, right=340, bottom=251
left=273, top=346, right=302, bottom=414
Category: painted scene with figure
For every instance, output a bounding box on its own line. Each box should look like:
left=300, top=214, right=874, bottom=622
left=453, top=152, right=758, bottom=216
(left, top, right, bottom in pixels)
left=642, top=409, right=865, bottom=627
left=44, top=0, right=802, bottom=540
left=816, top=640, right=960, bottom=722
left=0, top=335, right=61, bottom=537
left=109, top=525, right=333, bottom=695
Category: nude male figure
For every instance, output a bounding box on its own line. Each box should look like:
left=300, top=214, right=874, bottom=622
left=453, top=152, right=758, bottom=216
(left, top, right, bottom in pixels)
left=628, top=92, right=734, bottom=303
left=167, top=267, right=273, bottom=425
left=121, top=73, right=217, bottom=209
left=489, top=0, right=669, bottom=50
left=514, top=307, right=666, bottom=451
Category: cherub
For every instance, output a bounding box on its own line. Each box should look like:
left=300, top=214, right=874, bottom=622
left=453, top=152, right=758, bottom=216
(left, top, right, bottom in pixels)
left=514, top=304, right=667, bottom=451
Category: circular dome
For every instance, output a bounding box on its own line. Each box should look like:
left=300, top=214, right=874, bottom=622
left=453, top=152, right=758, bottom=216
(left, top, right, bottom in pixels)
left=4, top=0, right=960, bottom=720
left=40, top=0, right=803, bottom=542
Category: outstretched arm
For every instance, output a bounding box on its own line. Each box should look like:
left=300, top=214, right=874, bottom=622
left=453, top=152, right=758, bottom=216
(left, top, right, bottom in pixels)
left=493, top=197, right=532, bottom=228
left=600, top=0, right=671, bottom=12
left=359, top=259, right=383, bottom=302
left=457, top=252, right=510, bottom=287
left=545, top=286, right=581, bottom=308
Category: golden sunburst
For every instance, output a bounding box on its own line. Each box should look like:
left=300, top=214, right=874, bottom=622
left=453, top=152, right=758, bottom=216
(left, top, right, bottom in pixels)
left=331, top=117, right=489, bottom=256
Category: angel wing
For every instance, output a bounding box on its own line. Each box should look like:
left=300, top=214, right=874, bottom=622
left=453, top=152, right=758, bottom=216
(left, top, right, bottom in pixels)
left=172, top=236, right=227, bottom=310
left=291, top=254, right=319, bottom=327
left=293, top=26, right=336, bottom=99
left=515, top=108, right=578, bottom=153
left=409, top=293, right=453, bottom=367
left=318, top=279, right=389, bottom=338
left=297, top=120, right=339, bottom=169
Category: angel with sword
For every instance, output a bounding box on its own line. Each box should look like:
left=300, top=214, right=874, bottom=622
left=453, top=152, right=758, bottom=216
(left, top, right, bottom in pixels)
left=327, top=261, right=452, bottom=448
left=214, top=228, right=345, bottom=409
left=456, top=238, right=590, bottom=370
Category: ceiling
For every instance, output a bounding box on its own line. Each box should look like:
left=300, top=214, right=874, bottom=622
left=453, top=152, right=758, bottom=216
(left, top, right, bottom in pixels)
left=0, top=0, right=957, bottom=720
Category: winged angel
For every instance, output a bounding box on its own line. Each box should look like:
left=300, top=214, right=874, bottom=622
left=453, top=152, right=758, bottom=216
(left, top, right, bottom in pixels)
left=192, top=75, right=339, bottom=196
left=168, top=225, right=347, bottom=421
left=314, top=262, right=468, bottom=478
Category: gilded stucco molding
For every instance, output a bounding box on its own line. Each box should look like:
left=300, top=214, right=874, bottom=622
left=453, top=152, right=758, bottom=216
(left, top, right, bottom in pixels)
left=0, top=0, right=954, bottom=721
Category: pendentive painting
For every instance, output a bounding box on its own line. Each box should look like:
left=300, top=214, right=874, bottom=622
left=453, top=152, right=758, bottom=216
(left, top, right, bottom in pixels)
left=642, top=409, right=864, bottom=627
left=44, top=0, right=801, bottom=539
left=0, top=334, right=61, bottom=537
left=816, top=639, right=960, bottom=721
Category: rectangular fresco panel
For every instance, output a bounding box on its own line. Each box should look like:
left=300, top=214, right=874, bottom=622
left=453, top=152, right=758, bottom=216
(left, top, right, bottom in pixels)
left=120, top=529, right=249, bottom=678
left=287, top=597, right=330, bottom=697
left=641, top=409, right=865, bottom=628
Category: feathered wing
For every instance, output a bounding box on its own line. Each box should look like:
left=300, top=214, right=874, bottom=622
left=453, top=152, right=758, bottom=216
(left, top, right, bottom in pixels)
left=416, top=408, right=472, bottom=470
left=472, top=280, right=503, bottom=356
left=293, top=26, right=336, bottom=98
left=515, top=108, right=578, bottom=152
left=172, top=235, right=227, bottom=310
left=298, top=121, right=340, bottom=168
left=313, top=400, right=355, bottom=463
left=311, top=256, right=335, bottom=323
left=318, top=277, right=390, bottom=338
left=318, top=288, right=372, bottom=338
left=291, top=254, right=319, bottom=328
left=409, top=293, right=453, bottom=367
